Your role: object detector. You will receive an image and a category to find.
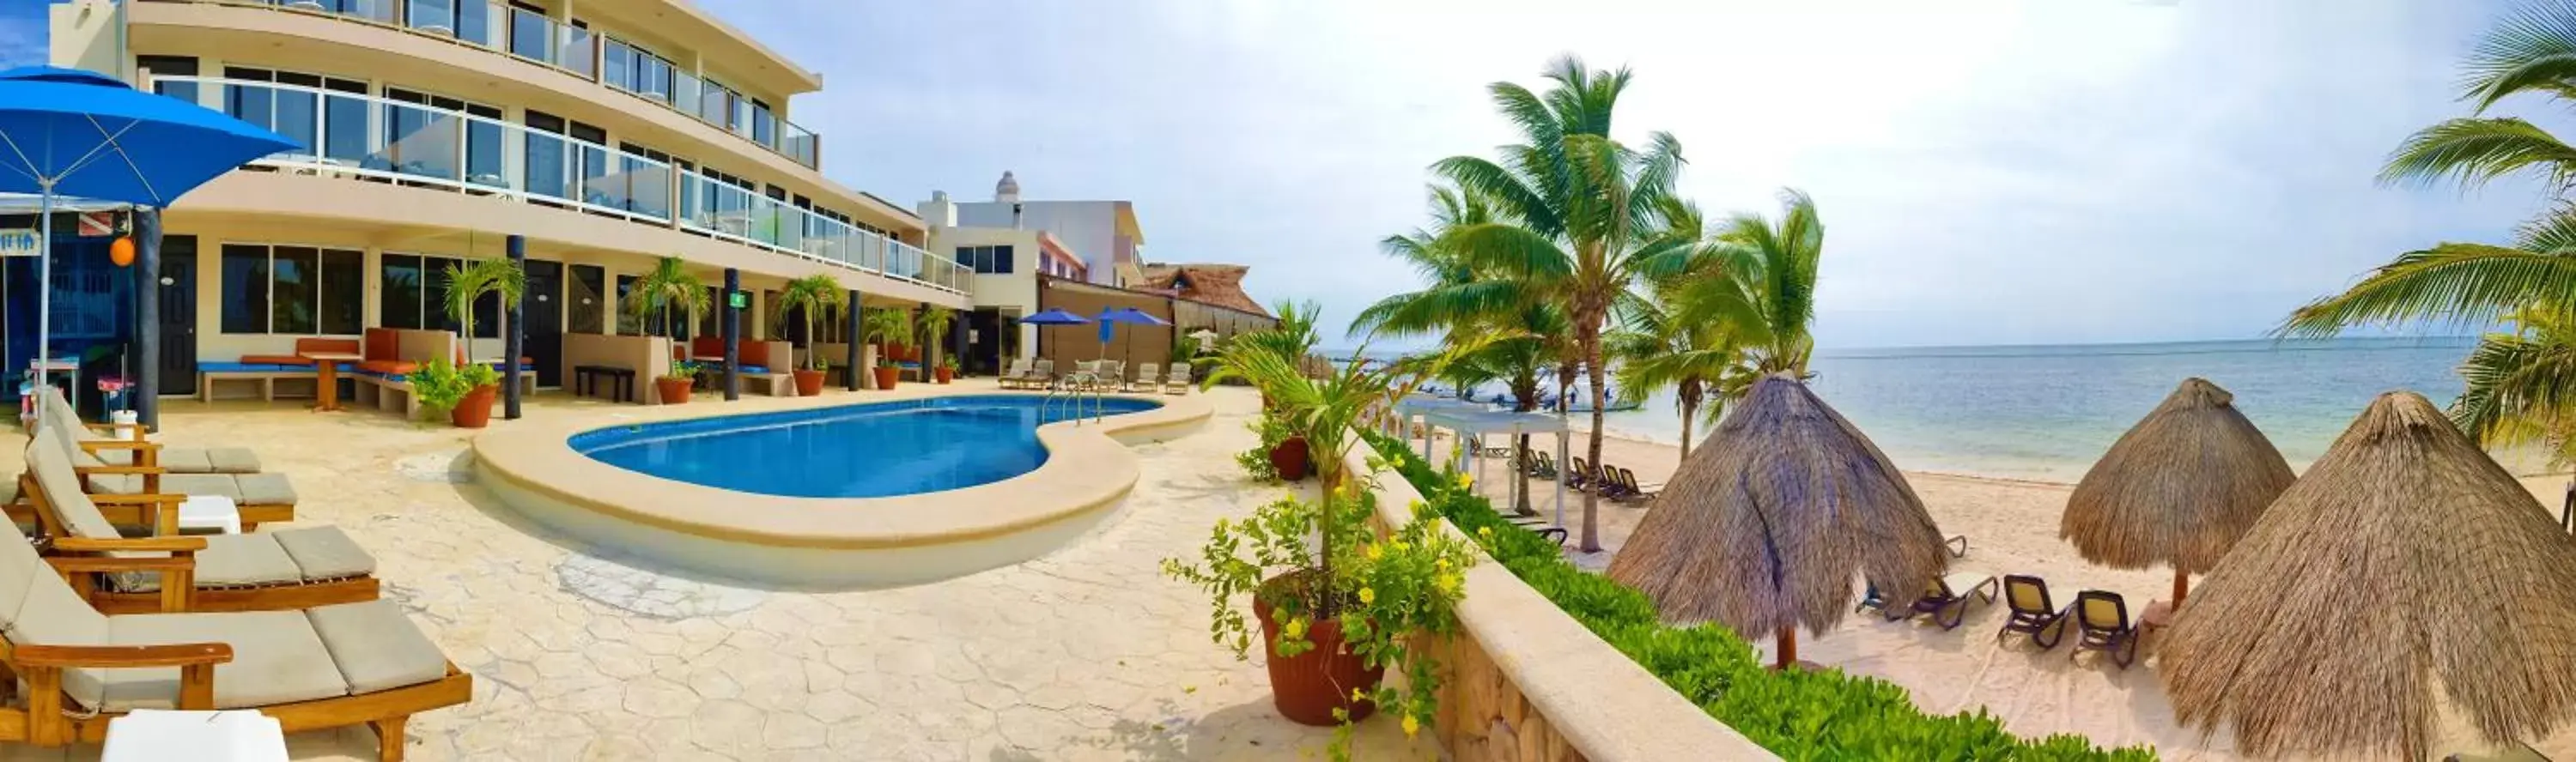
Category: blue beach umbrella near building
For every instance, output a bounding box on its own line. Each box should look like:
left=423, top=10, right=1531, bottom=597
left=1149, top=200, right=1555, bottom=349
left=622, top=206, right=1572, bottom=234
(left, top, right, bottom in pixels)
left=1097, top=307, right=1170, bottom=362
left=0, top=66, right=299, bottom=419
left=1019, top=308, right=1090, bottom=364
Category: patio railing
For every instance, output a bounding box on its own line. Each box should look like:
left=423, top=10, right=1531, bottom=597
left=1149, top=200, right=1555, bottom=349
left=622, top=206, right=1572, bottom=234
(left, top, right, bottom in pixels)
left=140, top=0, right=819, bottom=170
left=160, top=76, right=967, bottom=294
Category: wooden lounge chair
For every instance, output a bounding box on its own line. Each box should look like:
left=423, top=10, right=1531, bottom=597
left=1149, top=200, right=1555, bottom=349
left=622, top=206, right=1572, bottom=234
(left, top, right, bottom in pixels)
left=1129, top=363, right=1160, bottom=392
left=21, top=413, right=300, bottom=531
left=1894, top=572, right=2000, bottom=630
left=1163, top=363, right=1192, bottom=394
left=2070, top=590, right=2142, bottom=668
left=21, top=440, right=381, bottom=614
left=0, top=496, right=468, bottom=760
left=36, top=388, right=263, bottom=475
left=1996, top=575, right=2072, bottom=648
left=998, top=358, right=1035, bottom=389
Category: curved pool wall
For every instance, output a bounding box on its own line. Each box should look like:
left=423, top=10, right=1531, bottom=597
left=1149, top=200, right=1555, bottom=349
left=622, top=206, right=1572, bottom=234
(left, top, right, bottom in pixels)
left=571, top=396, right=1165, bottom=498
left=473, top=390, right=1213, bottom=588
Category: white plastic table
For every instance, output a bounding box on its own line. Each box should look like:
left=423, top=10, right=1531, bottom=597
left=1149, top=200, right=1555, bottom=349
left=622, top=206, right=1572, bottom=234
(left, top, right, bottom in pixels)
left=103, top=710, right=289, bottom=762
left=177, top=495, right=242, bottom=535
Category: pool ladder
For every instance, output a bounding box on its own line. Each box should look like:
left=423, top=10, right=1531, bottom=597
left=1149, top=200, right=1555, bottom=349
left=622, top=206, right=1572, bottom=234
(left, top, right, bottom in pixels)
left=1043, top=374, right=1106, bottom=425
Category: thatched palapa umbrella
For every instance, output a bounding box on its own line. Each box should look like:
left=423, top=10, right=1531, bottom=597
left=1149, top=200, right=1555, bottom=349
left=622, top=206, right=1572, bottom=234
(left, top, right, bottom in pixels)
left=2160, top=390, right=2576, bottom=760
left=2062, top=378, right=2294, bottom=609
left=1607, top=373, right=1950, bottom=669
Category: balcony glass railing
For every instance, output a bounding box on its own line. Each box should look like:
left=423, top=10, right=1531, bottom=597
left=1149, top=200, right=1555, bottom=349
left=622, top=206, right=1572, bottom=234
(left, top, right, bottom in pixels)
left=163, top=0, right=817, bottom=169
left=162, top=76, right=965, bottom=293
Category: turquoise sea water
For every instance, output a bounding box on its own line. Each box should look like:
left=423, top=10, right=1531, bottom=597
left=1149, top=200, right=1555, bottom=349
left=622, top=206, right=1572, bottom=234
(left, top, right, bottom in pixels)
left=1347, top=337, right=2524, bottom=481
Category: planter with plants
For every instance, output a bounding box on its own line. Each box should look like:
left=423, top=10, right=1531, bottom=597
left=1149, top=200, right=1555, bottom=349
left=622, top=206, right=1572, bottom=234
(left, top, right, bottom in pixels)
left=657, top=360, right=697, bottom=405
left=775, top=274, right=847, bottom=396
left=921, top=306, right=957, bottom=384
left=1163, top=330, right=1479, bottom=756
left=935, top=355, right=957, bottom=384
left=435, top=257, right=524, bottom=428
left=410, top=359, right=494, bottom=428
left=864, top=307, right=912, bottom=390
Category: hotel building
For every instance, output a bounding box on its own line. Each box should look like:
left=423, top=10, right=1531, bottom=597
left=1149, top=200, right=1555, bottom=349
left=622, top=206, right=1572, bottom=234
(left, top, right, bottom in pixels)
left=40, top=0, right=969, bottom=402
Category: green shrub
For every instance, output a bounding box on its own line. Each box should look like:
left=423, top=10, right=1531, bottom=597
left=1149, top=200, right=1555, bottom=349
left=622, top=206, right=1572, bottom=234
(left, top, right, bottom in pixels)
left=1358, top=430, right=2156, bottom=762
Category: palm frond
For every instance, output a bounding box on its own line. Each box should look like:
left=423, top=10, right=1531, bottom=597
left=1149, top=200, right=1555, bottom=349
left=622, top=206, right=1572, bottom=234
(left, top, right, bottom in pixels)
left=2379, top=117, right=2576, bottom=190
left=2276, top=242, right=2576, bottom=336
left=2464, top=1, right=2576, bottom=112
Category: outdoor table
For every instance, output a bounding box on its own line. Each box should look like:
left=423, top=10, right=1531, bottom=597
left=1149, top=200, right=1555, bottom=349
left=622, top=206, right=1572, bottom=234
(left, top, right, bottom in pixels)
left=298, top=352, right=362, bottom=412
left=103, top=710, right=289, bottom=762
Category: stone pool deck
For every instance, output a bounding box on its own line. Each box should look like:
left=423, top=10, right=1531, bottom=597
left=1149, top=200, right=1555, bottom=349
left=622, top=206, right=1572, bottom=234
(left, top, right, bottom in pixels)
left=0, top=380, right=1429, bottom=760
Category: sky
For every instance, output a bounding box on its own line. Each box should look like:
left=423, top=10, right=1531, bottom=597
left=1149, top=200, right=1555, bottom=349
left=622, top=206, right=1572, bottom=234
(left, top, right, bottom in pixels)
left=1, top=1, right=2546, bottom=349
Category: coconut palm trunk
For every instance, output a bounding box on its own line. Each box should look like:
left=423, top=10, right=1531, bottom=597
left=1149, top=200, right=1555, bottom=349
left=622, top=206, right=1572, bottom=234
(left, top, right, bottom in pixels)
left=1576, top=318, right=1608, bottom=552
left=1677, top=378, right=1702, bottom=462
left=1510, top=370, right=1541, bottom=517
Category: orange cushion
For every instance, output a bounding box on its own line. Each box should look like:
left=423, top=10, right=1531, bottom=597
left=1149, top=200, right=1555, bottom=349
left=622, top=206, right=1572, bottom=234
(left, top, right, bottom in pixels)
left=690, top=336, right=724, bottom=359
left=363, top=328, right=399, bottom=363
left=738, top=342, right=769, bottom=367
left=359, top=360, right=418, bottom=376
left=294, top=337, right=360, bottom=356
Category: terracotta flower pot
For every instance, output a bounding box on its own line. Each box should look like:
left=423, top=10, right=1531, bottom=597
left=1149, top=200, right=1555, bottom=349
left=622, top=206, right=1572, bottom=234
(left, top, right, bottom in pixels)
left=1268, top=436, right=1310, bottom=481
left=872, top=366, right=900, bottom=390
left=1253, top=576, right=1382, bottom=726
left=793, top=369, right=826, bottom=396
left=934, top=366, right=955, bottom=384
left=450, top=384, right=498, bottom=428
left=655, top=377, right=693, bottom=405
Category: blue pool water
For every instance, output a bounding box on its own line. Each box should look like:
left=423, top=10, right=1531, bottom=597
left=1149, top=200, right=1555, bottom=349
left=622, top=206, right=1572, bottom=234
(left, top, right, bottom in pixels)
left=572, top=396, right=1163, bottom=498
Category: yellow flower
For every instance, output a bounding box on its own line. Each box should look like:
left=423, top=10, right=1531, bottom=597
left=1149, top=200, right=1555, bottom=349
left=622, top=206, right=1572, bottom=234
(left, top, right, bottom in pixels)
left=1476, top=526, right=1494, bottom=539
left=1401, top=714, right=1421, bottom=737
left=1436, top=572, right=1462, bottom=596
left=1435, top=558, right=1450, bottom=571
left=1351, top=687, right=1367, bottom=703
left=1408, top=499, right=1426, bottom=511
left=1359, top=587, right=1377, bottom=605
left=1366, top=543, right=1384, bottom=561
left=1456, top=473, right=1473, bottom=490
left=1283, top=617, right=1307, bottom=639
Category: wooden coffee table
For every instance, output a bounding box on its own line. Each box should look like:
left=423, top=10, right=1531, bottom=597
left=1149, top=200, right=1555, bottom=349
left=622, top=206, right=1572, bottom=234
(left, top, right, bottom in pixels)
left=298, top=352, right=363, bottom=412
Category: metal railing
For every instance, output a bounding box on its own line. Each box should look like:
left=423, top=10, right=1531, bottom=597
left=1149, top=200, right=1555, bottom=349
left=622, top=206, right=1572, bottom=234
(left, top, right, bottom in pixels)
left=162, top=76, right=967, bottom=294
left=152, top=0, right=819, bottom=169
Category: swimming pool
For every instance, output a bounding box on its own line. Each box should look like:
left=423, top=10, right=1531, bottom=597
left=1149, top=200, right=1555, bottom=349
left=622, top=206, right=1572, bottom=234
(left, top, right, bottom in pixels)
left=570, top=395, right=1162, bottom=498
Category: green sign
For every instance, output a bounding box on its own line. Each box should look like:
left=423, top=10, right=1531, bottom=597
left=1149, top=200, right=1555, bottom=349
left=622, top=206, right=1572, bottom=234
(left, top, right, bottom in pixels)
left=727, top=290, right=749, bottom=310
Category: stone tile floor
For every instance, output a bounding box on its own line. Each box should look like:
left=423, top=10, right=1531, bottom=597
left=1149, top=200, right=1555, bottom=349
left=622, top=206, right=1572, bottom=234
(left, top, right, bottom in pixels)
left=0, top=382, right=1432, bottom=760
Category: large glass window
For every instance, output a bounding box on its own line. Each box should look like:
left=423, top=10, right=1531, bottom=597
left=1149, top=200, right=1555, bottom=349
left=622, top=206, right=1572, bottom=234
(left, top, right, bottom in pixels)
left=222, top=244, right=361, bottom=335
left=140, top=56, right=197, bottom=105
left=615, top=275, right=640, bottom=335
left=322, top=79, right=368, bottom=166
left=383, top=253, right=500, bottom=336
left=569, top=264, right=605, bottom=334
left=957, top=245, right=1015, bottom=275
left=380, top=253, right=424, bottom=330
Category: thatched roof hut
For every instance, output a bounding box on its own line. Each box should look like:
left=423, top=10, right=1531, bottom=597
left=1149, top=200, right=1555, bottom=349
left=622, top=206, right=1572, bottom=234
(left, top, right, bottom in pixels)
left=2062, top=378, right=2294, bottom=603
left=2160, top=390, right=2576, bottom=760
left=1606, top=373, right=1948, bottom=668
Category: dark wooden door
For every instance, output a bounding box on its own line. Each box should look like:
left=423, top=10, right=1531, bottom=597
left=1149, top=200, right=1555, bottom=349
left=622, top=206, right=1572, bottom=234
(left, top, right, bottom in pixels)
left=523, top=259, right=563, bottom=387
left=155, top=238, right=196, bottom=397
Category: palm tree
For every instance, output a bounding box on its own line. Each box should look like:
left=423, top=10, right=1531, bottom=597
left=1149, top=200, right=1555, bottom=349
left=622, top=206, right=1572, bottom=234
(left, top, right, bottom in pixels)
left=1607, top=291, right=1751, bottom=464
left=1399, top=56, right=1686, bottom=552
left=441, top=257, right=526, bottom=365
left=775, top=275, right=848, bottom=371
left=622, top=256, right=708, bottom=342
left=863, top=306, right=914, bottom=361
left=1665, top=189, right=1825, bottom=377
left=919, top=306, right=957, bottom=367
left=2279, top=2, right=2576, bottom=445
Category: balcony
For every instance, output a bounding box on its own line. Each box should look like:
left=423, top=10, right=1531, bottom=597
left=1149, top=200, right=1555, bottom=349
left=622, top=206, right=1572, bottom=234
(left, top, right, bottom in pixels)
left=165, top=76, right=965, bottom=294
left=139, top=0, right=823, bottom=170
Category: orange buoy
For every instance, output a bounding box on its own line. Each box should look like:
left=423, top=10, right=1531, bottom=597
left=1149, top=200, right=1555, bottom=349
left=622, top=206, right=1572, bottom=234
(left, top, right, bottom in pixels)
left=108, top=236, right=135, bottom=267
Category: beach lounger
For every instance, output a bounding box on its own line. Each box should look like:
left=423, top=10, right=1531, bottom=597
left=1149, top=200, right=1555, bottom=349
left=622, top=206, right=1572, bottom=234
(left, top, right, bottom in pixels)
left=998, top=358, right=1035, bottom=389
left=1163, top=363, right=1193, bottom=394
left=1997, top=575, right=2072, bottom=648
left=21, top=417, right=300, bottom=530
left=1900, top=572, right=1999, bottom=629
left=1501, top=516, right=1569, bottom=547
left=1527, top=451, right=1558, bottom=480
left=1130, top=363, right=1160, bottom=392
left=36, top=389, right=262, bottom=475
left=1612, top=467, right=1662, bottom=501
left=22, top=439, right=380, bottom=614
left=1031, top=359, right=1057, bottom=389
left=1569, top=457, right=1601, bottom=492
left=2070, top=590, right=2142, bottom=668
left=0, top=493, right=467, bottom=760
left=1947, top=535, right=1970, bottom=558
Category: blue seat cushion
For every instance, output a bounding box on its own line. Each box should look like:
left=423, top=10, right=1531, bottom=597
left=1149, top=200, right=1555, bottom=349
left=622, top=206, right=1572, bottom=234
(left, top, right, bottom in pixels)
left=739, top=365, right=769, bottom=375
left=198, top=362, right=292, bottom=373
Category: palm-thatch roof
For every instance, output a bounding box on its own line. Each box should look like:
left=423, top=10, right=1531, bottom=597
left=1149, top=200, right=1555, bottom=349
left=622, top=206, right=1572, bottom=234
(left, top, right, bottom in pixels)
left=1607, top=372, right=1949, bottom=639
left=2062, top=378, right=2295, bottom=575
left=2160, top=390, right=2576, bottom=760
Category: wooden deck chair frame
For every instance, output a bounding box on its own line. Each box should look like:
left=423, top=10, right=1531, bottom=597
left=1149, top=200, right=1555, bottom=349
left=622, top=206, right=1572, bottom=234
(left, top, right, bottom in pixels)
left=0, top=541, right=468, bottom=760
left=2070, top=590, right=2141, bottom=668
left=1902, top=573, right=2000, bottom=630
left=1996, top=575, right=2072, bottom=648
left=20, top=472, right=381, bottom=614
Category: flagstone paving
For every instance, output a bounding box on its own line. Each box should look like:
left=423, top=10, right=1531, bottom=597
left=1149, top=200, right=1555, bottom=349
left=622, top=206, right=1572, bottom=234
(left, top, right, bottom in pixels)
left=0, top=382, right=1432, bottom=760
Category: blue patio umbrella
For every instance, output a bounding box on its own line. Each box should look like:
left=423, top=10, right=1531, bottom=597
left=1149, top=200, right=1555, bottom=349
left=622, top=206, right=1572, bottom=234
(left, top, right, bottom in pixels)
left=0, top=66, right=299, bottom=417
left=1097, top=307, right=1171, bottom=363
left=1018, top=308, right=1090, bottom=365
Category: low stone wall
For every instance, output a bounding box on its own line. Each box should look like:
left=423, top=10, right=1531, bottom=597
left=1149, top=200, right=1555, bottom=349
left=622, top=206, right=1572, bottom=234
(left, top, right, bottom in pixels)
left=1347, top=436, right=1779, bottom=761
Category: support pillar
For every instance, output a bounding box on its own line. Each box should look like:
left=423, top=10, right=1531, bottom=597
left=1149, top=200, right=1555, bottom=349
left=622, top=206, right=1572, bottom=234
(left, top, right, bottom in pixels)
left=131, top=209, right=161, bottom=431
left=721, top=268, right=740, bottom=401
left=504, top=235, right=526, bottom=420
left=843, top=289, right=864, bottom=390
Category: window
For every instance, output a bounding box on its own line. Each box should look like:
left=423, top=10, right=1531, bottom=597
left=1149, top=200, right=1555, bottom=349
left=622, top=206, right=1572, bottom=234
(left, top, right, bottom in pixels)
left=221, top=244, right=362, bottom=335
left=957, top=245, right=1015, bottom=275
left=603, top=37, right=676, bottom=103
left=222, top=69, right=363, bottom=164
left=569, top=264, right=605, bottom=334
left=386, top=87, right=501, bottom=184
left=615, top=275, right=640, bottom=335
left=140, top=56, right=197, bottom=104
left=381, top=252, right=500, bottom=336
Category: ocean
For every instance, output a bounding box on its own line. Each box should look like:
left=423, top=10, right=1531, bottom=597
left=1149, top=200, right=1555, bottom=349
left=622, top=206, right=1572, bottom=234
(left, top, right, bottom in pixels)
left=1344, top=337, right=2544, bottom=481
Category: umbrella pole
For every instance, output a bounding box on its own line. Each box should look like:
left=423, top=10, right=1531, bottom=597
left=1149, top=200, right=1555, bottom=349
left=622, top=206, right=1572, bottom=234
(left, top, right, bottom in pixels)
left=2172, top=569, right=2189, bottom=608
left=1774, top=627, right=1796, bottom=670
left=33, top=185, right=50, bottom=425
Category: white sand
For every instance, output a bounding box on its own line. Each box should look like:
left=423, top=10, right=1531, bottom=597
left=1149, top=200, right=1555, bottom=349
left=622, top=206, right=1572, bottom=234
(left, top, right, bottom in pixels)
left=1418, top=425, right=2576, bottom=759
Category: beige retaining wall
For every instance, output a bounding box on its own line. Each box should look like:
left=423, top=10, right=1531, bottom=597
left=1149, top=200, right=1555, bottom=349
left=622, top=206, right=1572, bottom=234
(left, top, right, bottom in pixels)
left=1345, top=435, right=1781, bottom=761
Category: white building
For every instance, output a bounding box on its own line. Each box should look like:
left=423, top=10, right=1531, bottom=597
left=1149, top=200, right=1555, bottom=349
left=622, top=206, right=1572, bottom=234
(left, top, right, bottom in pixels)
left=948, top=172, right=1140, bottom=287
left=917, top=190, right=1091, bottom=375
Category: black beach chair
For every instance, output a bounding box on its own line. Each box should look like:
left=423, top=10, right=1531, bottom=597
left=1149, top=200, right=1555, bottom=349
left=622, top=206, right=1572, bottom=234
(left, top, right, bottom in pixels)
left=1899, top=572, right=2000, bottom=630
left=2070, top=590, right=2142, bottom=668
left=1946, top=535, right=1970, bottom=558
left=1996, top=575, right=2072, bottom=648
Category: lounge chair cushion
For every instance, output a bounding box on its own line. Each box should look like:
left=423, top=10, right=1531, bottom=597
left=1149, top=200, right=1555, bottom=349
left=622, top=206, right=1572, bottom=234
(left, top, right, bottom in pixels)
left=103, top=609, right=348, bottom=711
left=274, top=527, right=375, bottom=580
left=307, top=600, right=447, bottom=694
left=197, top=447, right=263, bottom=475
left=232, top=474, right=298, bottom=506
left=138, top=447, right=210, bottom=472
left=131, top=535, right=304, bottom=591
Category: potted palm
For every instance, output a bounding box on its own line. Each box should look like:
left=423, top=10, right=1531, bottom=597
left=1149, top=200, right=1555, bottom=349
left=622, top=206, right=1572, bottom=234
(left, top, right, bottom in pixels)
left=863, top=307, right=912, bottom=390
left=621, top=257, right=709, bottom=403
left=775, top=274, right=847, bottom=396
left=920, top=306, right=957, bottom=383
left=440, top=257, right=525, bottom=428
